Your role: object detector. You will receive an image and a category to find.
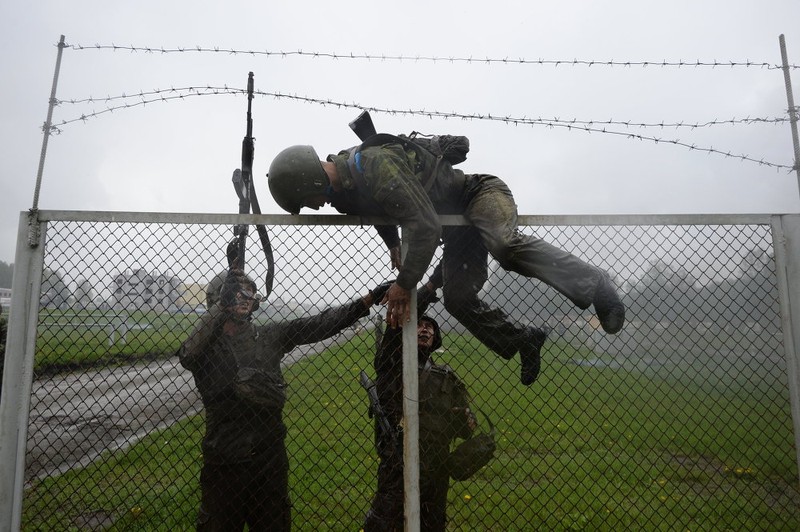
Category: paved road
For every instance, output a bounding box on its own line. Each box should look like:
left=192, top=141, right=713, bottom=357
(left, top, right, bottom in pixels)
left=25, top=356, right=200, bottom=483
left=24, top=328, right=364, bottom=483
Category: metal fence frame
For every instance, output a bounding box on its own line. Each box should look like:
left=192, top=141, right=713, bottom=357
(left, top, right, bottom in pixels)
left=1, top=210, right=799, bottom=531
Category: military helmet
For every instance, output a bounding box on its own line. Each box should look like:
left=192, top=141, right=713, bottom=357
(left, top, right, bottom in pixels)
left=419, top=314, right=443, bottom=351
left=206, top=271, right=259, bottom=310
left=267, top=145, right=329, bottom=214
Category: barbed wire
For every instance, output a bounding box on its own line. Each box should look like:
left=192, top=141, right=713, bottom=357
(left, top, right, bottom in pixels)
left=49, top=86, right=238, bottom=132
left=49, top=86, right=796, bottom=171
left=65, top=43, right=800, bottom=70
left=55, top=86, right=238, bottom=106
left=54, top=86, right=793, bottom=130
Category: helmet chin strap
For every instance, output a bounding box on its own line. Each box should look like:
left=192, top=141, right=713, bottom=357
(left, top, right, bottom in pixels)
left=227, top=311, right=253, bottom=324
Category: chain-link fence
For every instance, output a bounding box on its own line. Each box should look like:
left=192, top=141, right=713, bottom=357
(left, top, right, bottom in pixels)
left=1, top=211, right=799, bottom=530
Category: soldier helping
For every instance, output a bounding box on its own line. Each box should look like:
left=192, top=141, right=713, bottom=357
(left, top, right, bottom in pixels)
left=178, top=270, right=392, bottom=531
left=267, top=135, right=625, bottom=386
left=362, top=310, right=492, bottom=531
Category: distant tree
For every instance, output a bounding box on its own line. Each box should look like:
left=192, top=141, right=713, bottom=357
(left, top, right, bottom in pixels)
left=40, top=268, right=71, bottom=309
left=726, top=247, right=779, bottom=327
left=74, top=277, right=95, bottom=310
left=684, top=246, right=778, bottom=328
left=0, top=261, right=12, bottom=288
left=482, top=264, right=578, bottom=326
left=626, top=259, right=699, bottom=324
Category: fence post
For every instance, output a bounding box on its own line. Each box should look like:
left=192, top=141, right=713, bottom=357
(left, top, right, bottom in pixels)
left=0, top=214, right=47, bottom=531
left=778, top=35, right=800, bottom=193
left=29, top=35, right=67, bottom=250
left=772, top=214, right=800, bottom=484
left=401, top=233, right=421, bottom=532
left=111, top=311, right=129, bottom=346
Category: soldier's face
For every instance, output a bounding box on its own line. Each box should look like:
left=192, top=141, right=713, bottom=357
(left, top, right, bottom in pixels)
left=232, top=288, right=256, bottom=317
left=417, top=319, right=435, bottom=350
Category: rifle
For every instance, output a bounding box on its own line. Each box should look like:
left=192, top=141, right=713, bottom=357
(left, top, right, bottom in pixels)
left=348, top=109, right=377, bottom=142
left=229, top=72, right=275, bottom=296
left=359, top=370, right=400, bottom=455
left=230, top=73, right=255, bottom=270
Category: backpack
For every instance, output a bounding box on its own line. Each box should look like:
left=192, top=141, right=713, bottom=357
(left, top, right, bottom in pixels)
left=445, top=409, right=496, bottom=481
left=348, top=110, right=470, bottom=166
left=398, top=132, right=470, bottom=166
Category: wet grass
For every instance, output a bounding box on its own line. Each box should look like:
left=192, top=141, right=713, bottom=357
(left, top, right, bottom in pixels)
left=33, top=309, right=199, bottom=375
left=20, top=331, right=800, bottom=530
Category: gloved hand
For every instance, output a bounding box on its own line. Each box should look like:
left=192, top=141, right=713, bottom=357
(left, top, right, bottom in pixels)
left=220, top=269, right=248, bottom=309
left=370, top=280, right=395, bottom=305
left=417, top=283, right=440, bottom=315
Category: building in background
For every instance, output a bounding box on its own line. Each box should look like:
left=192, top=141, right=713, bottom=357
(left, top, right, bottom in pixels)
left=0, top=287, right=10, bottom=311
left=181, top=282, right=207, bottom=311
left=112, top=269, right=183, bottom=311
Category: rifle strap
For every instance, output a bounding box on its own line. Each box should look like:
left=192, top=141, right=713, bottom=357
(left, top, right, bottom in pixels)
left=247, top=179, right=275, bottom=297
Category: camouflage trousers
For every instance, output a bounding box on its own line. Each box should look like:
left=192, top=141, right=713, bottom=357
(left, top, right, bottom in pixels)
left=196, top=447, right=291, bottom=532
left=439, top=174, right=602, bottom=358
left=363, top=448, right=449, bottom=532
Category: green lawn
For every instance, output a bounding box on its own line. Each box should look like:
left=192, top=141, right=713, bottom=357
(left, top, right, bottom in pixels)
left=34, top=309, right=199, bottom=373
left=20, top=331, right=800, bottom=530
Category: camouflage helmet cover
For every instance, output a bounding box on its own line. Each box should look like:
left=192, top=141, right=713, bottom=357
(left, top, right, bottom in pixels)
left=267, top=145, right=329, bottom=214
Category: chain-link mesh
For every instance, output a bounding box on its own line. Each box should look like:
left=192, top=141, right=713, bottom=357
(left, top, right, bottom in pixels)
left=10, top=217, right=799, bottom=530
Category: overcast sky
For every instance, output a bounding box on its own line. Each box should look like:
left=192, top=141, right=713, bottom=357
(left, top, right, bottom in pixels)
left=1, top=1, right=799, bottom=266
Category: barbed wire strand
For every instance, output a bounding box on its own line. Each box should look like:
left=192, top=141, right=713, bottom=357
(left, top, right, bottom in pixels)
left=54, top=86, right=795, bottom=130
left=64, top=43, right=800, bottom=70
left=48, top=87, right=795, bottom=171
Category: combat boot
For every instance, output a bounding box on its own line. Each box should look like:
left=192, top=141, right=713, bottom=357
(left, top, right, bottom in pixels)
left=519, top=327, right=549, bottom=386
left=593, top=271, right=625, bottom=334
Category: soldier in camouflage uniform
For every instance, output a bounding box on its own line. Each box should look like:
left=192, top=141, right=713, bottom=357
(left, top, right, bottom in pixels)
left=364, top=312, right=476, bottom=532
left=179, top=269, right=390, bottom=531
left=268, top=139, right=625, bottom=386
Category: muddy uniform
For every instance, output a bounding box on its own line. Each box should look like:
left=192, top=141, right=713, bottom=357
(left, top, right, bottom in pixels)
left=328, top=142, right=602, bottom=359
left=179, top=300, right=369, bottom=531
left=364, top=325, right=473, bottom=532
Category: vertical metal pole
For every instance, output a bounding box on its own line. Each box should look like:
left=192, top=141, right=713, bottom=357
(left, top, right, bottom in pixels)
left=777, top=39, right=800, bottom=480
left=779, top=34, right=800, bottom=196
left=0, top=213, right=47, bottom=531
left=29, top=35, right=66, bottom=247
left=772, top=214, right=800, bottom=485
left=400, top=234, right=420, bottom=532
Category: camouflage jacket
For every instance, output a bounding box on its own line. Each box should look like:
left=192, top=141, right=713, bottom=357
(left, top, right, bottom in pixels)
left=328, top=141, right=472, bottom=290
left=179, top=300, right=369, bottom=463
left=374, top=324, right=473, bottom=472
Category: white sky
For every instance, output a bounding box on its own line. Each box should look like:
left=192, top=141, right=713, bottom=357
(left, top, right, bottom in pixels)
left=1, top=1, right=799, bottom=265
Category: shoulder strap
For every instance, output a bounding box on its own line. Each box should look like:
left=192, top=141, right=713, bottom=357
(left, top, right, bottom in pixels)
left=247, top=180, right=275, bottom=297
left=358, top=133, right=411, bottom=151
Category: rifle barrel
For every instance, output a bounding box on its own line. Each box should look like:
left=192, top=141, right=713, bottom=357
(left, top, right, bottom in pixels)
left=235, top=72, right=256, bottom=269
